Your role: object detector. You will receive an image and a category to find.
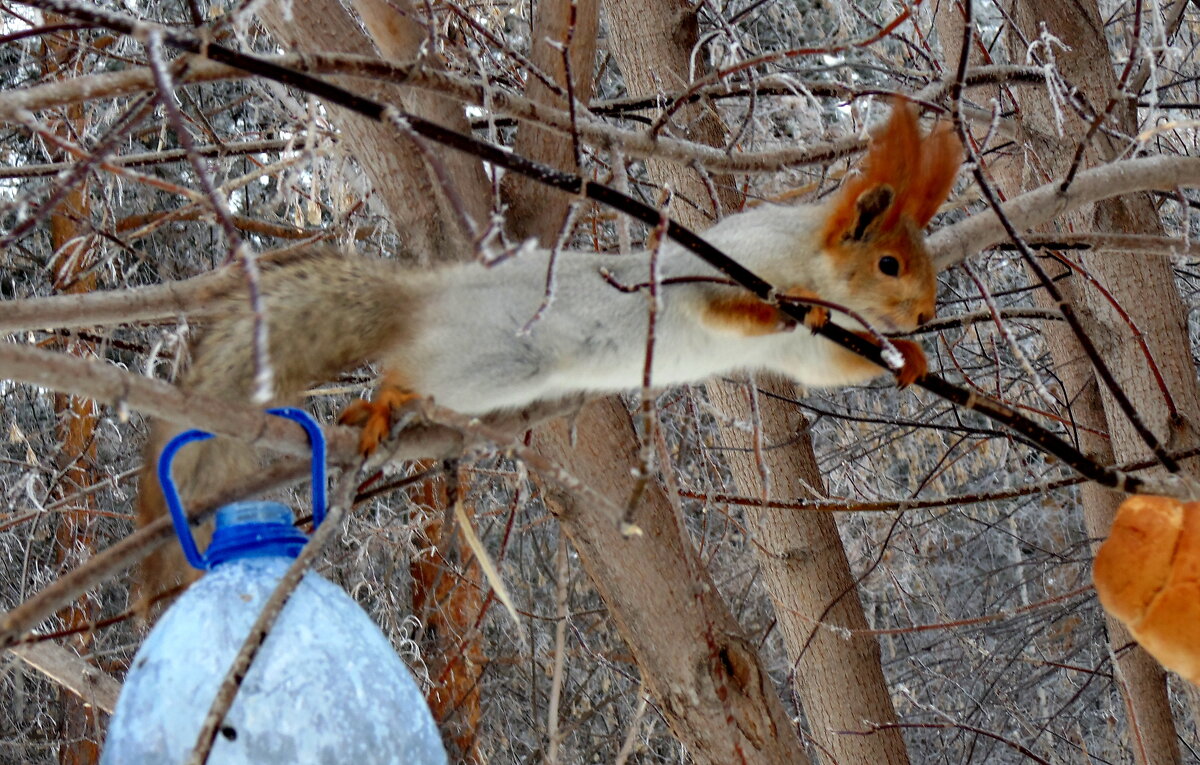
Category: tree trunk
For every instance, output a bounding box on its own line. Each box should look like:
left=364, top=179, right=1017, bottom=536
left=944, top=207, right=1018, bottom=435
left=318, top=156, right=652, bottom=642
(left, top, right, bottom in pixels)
left=534, top=399, right=810, bottom=764
left=408, top=474, right=484, bottom=763
left=708, top=378, right=910, bottom=763
left=501, top=0, right=600, bottom=242
left=43, top=22, right=102, bottom=764
left=260, top=0, right=488, bottom=262
left=603, top=0, right=740, bottom=220
left=258, top=3, right=804, bottom=759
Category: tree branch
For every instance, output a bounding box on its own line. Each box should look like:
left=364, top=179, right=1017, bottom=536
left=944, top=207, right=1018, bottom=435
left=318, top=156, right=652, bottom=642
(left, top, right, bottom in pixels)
left=930, top=156, right=1200, bottom=269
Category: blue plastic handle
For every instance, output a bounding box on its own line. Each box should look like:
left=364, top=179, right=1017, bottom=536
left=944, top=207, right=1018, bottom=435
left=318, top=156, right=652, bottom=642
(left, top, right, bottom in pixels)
left=157, top=408, right=328, bottom=570
left=267, top=407, right=327, bottom=529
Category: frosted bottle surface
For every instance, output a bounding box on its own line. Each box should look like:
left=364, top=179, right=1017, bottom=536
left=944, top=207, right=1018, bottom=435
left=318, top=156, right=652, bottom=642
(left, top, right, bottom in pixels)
left=102, top=553, right=447, bottom=765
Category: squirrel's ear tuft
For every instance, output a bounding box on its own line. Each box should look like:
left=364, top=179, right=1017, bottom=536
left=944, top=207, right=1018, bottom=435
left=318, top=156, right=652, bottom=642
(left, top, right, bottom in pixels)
left=904, top=121, right=963, bottom=228
left=823, top=98, right=962, bottom=248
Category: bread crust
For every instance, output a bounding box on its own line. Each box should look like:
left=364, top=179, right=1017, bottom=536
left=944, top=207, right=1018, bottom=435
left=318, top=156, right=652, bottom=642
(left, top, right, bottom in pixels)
left=1093, top=495, right=1200, bottom=684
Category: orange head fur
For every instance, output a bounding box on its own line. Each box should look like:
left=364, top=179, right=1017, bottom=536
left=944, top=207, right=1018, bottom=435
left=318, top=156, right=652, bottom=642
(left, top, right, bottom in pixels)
left=819, top=99, right=962, bottom=331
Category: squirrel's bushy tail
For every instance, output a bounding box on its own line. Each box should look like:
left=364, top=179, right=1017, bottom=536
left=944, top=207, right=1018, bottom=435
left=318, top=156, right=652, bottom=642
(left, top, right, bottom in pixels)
left=135, top=249, right=411, bottom=613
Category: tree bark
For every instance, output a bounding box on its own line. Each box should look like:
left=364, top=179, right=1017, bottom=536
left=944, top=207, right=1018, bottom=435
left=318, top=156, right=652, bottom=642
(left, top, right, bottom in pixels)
left=408, top=474, right=484, bottom=763
left=603, top=0, right=740, bottom=220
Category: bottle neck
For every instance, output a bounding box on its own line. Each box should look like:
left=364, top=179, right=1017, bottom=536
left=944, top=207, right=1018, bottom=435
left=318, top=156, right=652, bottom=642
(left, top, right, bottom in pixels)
left=205, top=502, right=307, bottom=568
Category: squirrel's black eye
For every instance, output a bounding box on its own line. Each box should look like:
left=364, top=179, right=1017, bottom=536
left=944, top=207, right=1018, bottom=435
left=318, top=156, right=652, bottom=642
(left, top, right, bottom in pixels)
left=879, top=255, right=900, bottom=277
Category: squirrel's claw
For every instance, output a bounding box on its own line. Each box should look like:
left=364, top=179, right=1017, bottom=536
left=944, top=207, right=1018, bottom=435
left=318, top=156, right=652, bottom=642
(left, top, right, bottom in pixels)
left=338, top=383, right=422, bottom=455
left=803, top=307, right=829, bottom=332
left=779, top=287, right=829, bottom=332
left=889, top=339, right=927, bottom=388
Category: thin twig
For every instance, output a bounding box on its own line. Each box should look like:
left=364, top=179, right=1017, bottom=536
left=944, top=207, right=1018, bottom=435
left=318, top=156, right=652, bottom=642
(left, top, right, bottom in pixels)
left=2, top=92, right=159, bottom=251
left=0, top=137, right=307, bottom=178
left=1058, top=0, right=1144, bottom=192
left=842, top=722, right=1049, bottom=764
left=545, top=533, right=571, bottom=764
left=521, top=202, right=582, bottom=334
left=620, top=187, right=671, bottom=530
left=961, top=261, right=1058, bottom=407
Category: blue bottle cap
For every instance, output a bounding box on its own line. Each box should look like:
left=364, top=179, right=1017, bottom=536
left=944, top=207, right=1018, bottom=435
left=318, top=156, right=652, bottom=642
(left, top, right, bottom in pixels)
left=204, top=501, right=308, bottom=566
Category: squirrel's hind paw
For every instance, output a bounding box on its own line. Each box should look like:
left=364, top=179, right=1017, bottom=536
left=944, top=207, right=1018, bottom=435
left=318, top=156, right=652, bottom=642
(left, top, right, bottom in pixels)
left=339, top=382, right=422, bottom=455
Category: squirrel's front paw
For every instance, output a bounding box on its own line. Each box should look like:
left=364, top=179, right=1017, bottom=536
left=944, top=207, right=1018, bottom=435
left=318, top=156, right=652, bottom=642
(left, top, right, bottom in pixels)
left=888, top=339, right=927, bottom=388
left=779, top=288, right=829, bottom=332
left=338, top=382, right=422, bottom=455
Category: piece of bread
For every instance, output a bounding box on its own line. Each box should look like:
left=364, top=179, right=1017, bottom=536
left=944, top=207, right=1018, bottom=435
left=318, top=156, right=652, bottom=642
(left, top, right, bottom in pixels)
left=1093, top=495, right=1200, bottom=685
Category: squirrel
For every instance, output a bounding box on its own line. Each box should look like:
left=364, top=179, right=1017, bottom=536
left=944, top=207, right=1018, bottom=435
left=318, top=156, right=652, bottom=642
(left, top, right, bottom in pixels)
left=135, top=99, right=961, bottom=605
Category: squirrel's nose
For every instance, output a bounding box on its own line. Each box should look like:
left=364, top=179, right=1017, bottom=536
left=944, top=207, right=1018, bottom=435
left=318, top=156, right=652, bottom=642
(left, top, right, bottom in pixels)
left=916, top=310, right=933, bottom=326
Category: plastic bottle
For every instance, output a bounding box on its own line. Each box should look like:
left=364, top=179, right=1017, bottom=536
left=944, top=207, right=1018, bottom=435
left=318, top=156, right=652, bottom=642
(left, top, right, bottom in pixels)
left=102, top=409, right=447, bottom=765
